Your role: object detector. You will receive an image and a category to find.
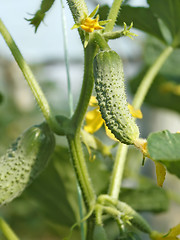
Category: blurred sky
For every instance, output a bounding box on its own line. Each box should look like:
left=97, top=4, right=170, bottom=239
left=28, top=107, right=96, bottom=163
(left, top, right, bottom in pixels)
left=0, top=0, right=147, bottom=62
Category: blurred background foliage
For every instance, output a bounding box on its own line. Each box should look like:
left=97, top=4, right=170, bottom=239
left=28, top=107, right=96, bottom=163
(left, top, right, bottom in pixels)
left=0, top=0, right=180, bottom=239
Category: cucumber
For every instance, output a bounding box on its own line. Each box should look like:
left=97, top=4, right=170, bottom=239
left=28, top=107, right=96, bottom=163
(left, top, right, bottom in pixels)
left=93, top=50, right=139, bottom=145
left=0, top=122, right=55, bottom=206
left=117, top=201, right=152, bottom=234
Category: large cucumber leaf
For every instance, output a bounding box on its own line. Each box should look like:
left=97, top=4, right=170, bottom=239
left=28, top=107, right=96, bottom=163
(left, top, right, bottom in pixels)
left=99, top=1, right=180, bottom=47
left=116, top=5, right=165, bottom=42
left=98, top=4, right=165, bottom=42
left=148, top=0, right=180, bottom=48
left=25, top=146, right=78, bottom=227
left=119, top=184, right=169, bottom=213
left=147, top=130, right=180, bottom=179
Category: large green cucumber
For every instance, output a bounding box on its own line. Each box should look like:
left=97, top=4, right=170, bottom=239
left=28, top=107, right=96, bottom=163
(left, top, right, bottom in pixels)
left=93, top=50, right=139, bottom=145
left=0, top=122, right=55, bottom=206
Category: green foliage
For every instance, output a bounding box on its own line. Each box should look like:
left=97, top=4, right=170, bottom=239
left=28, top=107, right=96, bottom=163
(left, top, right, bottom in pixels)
left=148, top=130, right=180, bottom=179
left=130, top=67, right=180, bottom=113
left=98, top=4, right=165, bottom=42
left=26, top=0, right=55, bottom=32
left=116, top=5, right=165, bottom=43
left=120, top=185, right=169, bottom=213
left=148, top=0, right=180, bottom=47
left=25, top=146, right=78, bottom=227
left=100, top=0, right=180, bottom=47
left=1, top=0, right=180, bottom=239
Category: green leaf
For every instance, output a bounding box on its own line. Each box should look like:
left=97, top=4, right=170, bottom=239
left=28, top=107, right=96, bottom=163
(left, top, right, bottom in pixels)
left=144, top=37, right=180, bottom=76
left=98, top=5, right=165, bottom=42
left=119, top=184, right=169, bottom=213
left=148, top=0, right=180, bottom=47
left=25, top=146, right=78, bottom=227
left=147, top=130, right=180, bottom=178
left=116, top=5, right=165, bottom=42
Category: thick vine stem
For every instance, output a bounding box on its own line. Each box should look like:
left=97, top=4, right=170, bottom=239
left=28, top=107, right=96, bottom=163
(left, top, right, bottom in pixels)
left=66, top=0, right=88, bottom=23
left=104, top=0, right=124, bottom=33
left=0, top=19, right=63, bottom=135
left=67, top=134, right=96, bottom=210
left=93, top=32, right=110, bottom=51
left=132, top=45, right=174, bottom=109
left=108, top=143, right=128, bottom=199
left=66, top=0, right=88, bottom=42
left=0, top=218, right=19, bottom=240
left=71, top=37, right=97, bottom=132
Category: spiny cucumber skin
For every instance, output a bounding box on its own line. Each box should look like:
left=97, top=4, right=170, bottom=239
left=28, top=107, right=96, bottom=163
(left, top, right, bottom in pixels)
left=0, top=122, right=55, bottom=207
left=93, top=50, right=139, bottom=145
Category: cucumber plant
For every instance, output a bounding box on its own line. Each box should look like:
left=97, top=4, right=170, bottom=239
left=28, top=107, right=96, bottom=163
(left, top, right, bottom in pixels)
left=0, top=0, right=179, bottom=239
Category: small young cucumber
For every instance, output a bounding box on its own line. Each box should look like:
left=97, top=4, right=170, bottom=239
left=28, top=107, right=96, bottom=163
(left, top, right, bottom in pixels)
left=0, top=122, right=55, bottom=206
left=117, top=201, right=152, bottom=234
left=93, top=50, right=139, bottom=145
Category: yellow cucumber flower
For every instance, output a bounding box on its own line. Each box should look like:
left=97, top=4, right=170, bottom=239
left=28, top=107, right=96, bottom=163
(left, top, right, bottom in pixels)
left=71, top=5, right=110, bottom=33
left=84, top=96, right=143, bottom=141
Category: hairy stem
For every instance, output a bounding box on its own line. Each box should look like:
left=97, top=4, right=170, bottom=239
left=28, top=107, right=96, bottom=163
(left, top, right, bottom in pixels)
left=67, top=134, right=96, bottom=209
left=0, top=218, right=19, bottom=240
left=66, top=0, right=88, bottom=43
left=71, top=39, right=97, bottom=132
left=133, top=45, right=174, bottom=109
left=0, top=19, right=61, bottom=134
left=108, top=143, right=128, bottom=199
left=104, top=0, right=124, bottom=33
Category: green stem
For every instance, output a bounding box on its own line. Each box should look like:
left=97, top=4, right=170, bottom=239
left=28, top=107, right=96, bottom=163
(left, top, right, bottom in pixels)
left=104, top=0, right=124, bottom=33
left=93, top=32, right=110, bottom=51
left=66, top=0, right=88, bottom=23
left=71, top=39, right=97, bottom=131
left=0, top=18, right=61, bottom=134
left=108, top=143, right=128, bottom=199
left=0, top=218, right=19, bottom=240
left=103, top=31, right=124, bottom=40
left=132, top=45, right=174, bottom=109
left=67, top=134, right=96, bottom=209
left=66, top=0, right=88, bottom=43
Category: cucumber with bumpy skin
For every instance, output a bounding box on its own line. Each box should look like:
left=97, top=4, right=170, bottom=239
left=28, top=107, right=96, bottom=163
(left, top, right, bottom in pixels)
left=0, top=122, right=55, bottom=206
left=93, top=50, right=139, bottom=145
